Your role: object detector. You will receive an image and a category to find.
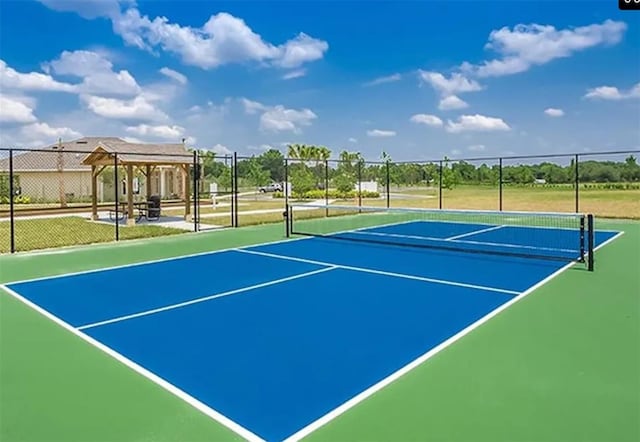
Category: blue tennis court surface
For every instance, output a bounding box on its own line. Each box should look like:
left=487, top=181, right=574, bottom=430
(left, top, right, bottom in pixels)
left=6, top=220, right=620, bottom=441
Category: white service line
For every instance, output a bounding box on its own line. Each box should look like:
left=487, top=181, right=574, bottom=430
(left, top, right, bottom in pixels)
left=77, top=266, right=337, bottom=331
left=445, top=225, right=505, bottom=241
left=348, top=230, right=578, bottom=255
left=0, top=284, right=266, bottom=442
left=281, top=229, right=627, bottom=442
left=236, top=248, right=519, bottom=295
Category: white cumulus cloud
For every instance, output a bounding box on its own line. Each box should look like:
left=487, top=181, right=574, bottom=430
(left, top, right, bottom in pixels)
left=20, top=122, right=82, bottom=140
left=209, top=143, right=232, bottom=155
left=584, top=82, right=640, bottom=100
left=462, top=20, right=627, bottom=78
left=112, top=10, right=328, bottom=70
left=0, top=59, right=75, bottom=93
left=367, top=129, right=396, bottom=137
left=159, top=67, right=187, bottom=85
left=260, top=105, right=317, bottom=133
left=81, top=94, right=168, bottom=122
left=445, top=114, right=511, bottom=133
left=439, top=95, right=469, bottom=110
left=241, top=98, right=268, bottom=114
left=126, top=124, right=186, bottom=140
left=544, top=108, right=565, bottom=117
left=0, top=95, right=38, bottom=123
left=419, top=71, right=483, bottom=96
left=42, top=50, right=141, bottom=96
left=410, top=114, right=443, bottom=127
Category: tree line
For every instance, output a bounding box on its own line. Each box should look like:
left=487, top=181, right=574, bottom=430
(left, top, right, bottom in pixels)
left=195, top=144, right=640, bottom=193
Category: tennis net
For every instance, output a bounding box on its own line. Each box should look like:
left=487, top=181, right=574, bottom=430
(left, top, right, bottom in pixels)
left=285, top=203, right=595, bottom=270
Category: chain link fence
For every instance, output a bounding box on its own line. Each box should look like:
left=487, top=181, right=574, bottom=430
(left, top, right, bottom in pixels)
left=2, top=144, right=639, bottom=254
left=0, top=145, right=205, bottom=253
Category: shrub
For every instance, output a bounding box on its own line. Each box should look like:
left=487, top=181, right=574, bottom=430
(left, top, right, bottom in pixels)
left=14, top=195, right=31, bottom=204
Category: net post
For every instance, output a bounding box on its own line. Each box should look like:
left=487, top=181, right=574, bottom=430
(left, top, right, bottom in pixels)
left=575, top=154, right=579, bottom=213
left=114, top=153, right=119, bottom=241
left=287, top=203, right=294, bottom=237
left=499, top=157, right=503, bottom=211
left=438, top=160, right=443, bottom=209
left=324, top=159, right=329, bottom=217
left=284, top=204, right=290, bottom=237
left=579, top=215, right=585, bottom=261
left=587, top=214, right=594, bottom=271
left=385, top=161, right=390, bottom=208
left=284, top=158, right=289, bottom=207
left=9, top=149, right=15, bottom=253
left=233, top=151, right=238, bottom=228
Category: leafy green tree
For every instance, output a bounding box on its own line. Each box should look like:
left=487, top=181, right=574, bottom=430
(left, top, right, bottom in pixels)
left=257, top=149, right=285, bottom=182
left=622, top=155, right=640, bottom=181
left=247, top=156, right=270, bottom=187
left=334, top=172, right=356, bottom=193
left=290, top=166, right=316, bottom=195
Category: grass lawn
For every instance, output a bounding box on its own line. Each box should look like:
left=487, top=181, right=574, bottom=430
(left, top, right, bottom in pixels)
left=0, top=217, right=185, bottom=253
left=385, top=185, right=640, bottom=218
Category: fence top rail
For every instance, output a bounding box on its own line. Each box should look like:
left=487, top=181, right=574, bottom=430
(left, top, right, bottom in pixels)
left=2, top=147, right=638, bottom=164
left=390, top=149, right=640, bottom=165
left=0, top=147, right=202, bottom=159
left=281, top=149, right=639, bottom=166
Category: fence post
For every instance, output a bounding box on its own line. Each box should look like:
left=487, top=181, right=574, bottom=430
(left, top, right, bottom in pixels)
left=499, top=157, right=503, bottom=211
left=357, top=160, right=362, bottom=212
left=324, top=159, right=329, bottom=217
left=193, top=150, right=198, bottom=232
left=224, top=155, right=235, bottom=227
left=575, top=154, right=579, bottom=213
left=385, top=161, right=390, bottom=208
left=438, top=160, right=443, bottom=209
left=114, top=153, right=119, bottom=241
left=233, top=152, right=238, bottom=228
left=9, top=149, right=15, bottom=253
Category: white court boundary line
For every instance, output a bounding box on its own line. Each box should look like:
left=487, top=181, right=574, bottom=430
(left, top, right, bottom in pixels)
left=281, top=230, right=626, bottom=442
left=445, top=225, right=505, bottom=240
left=78, top=266, right=337, bottom=330
left=350, top=230, right=578, bottom=255
left=236, top=249, right=519, bottom=295
left=0, top=284, right=266, bottom=442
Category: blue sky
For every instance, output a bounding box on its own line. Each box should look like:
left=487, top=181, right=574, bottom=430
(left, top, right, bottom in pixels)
left=0, top=0, right=638, bottom=161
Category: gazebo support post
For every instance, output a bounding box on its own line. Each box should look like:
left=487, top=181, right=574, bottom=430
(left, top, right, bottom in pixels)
left=91, top=165, right=98, bottom=220
left=145, top=165, right=152, bottom=200
left=126, top=164, right=135, bottom=226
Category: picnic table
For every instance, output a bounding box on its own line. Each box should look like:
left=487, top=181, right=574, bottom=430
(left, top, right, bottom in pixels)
left=108, top=199, right=160, bottom=222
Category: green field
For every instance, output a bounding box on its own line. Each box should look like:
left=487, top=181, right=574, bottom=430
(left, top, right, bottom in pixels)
left=1, top=217, right=638, bottom=442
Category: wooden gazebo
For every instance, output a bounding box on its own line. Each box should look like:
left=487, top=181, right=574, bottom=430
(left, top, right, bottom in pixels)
left=81, top=140, right=195, bottom=226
